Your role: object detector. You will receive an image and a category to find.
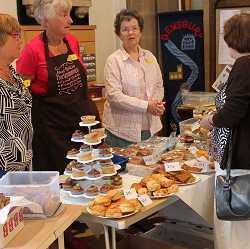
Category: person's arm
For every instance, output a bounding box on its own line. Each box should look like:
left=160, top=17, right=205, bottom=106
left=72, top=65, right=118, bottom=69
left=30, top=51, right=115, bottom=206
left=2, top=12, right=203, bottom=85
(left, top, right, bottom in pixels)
left=16, top=44, right=37, bottom=80
left=104, top=56, right=148, bottom=113
left=213, top=58, right=250, bottom=128
left=152, top=57, right=164, bottom=101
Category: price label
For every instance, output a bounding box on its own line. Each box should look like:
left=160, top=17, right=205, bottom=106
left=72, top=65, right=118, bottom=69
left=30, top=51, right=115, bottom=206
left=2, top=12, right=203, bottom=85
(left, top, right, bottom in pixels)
left=123, top=188, right=138, bottom=200
left=191, top=121, right=200, bottom=132
left=189, top=146, right=198, bottom=155
left=137, top=194, right=153, bottom=206
left=143, top=152, right=160, bottom=165
left=164, top=162, right=181, bottom=172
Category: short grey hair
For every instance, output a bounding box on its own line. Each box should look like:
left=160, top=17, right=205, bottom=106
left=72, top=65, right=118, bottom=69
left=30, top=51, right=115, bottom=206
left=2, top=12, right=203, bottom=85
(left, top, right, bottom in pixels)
left=33, top=0, right=72, bottom=25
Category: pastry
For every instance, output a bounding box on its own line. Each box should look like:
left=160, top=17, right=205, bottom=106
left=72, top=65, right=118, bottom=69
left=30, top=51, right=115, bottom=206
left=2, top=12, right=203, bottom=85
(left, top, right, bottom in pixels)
left=105, top=206, right=123, bottom=218
left=100, top=184, right=114, bottom=193
left=181, top=164, right=202, bottom=172
left=101, top=165, right=116, bottom=174
left=0, top=193, right=10, bottom=209
left=106, top=189, right=122, bottom=201
left=118, top=201, right=135, bottom=214
left=86, top=185, right=99, bottom=196
left=94, top=195, right=111, bottom=206
left=71, top=171, right=86, bottom=178
left=72, top=130, right=85, bottom=140
left=111, top=175, right=122, bottom=188
left=79, top=151, right=93, bottom=161
left=67, top=148, right=79, bottom=156
left=89, top=204, right=106, bottom=216
left=128, top=156, right=144, bottom=165
left=84, top=132, right=101, bottom=143
left=131, top=182, right=144, bottom=192
left=136, top=148, right=152, bottom=156
left=127, top=199, right=142, bottom=212
left=71, top=184, right=84, bottom=195
left=88, top=168, right=101, bottom=178
left=180, top=135, right=194, bottom=143
left=137, top=187, right=148, bottom=195
left=81, top=115, right=96, bottom=124
left=146, top=180, right=161, bottom=192
left=91, top=128, right=105, bottom=137
left=62, top=178, right=73, bottom=191
left=99, top=159, right=113, bottom=165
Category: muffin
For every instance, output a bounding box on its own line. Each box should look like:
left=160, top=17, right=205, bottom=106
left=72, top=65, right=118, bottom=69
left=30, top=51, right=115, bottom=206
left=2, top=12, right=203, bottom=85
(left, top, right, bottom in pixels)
left=71, top=184, right=84, bottom=195
left=86, top=185, right=99, bottom=196
left=81, top=115, right=96, bottom=124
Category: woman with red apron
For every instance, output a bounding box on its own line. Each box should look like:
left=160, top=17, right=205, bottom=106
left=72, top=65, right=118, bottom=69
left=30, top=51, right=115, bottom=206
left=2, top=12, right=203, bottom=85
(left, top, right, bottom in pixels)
left=31, top=32, right=99, bottom=174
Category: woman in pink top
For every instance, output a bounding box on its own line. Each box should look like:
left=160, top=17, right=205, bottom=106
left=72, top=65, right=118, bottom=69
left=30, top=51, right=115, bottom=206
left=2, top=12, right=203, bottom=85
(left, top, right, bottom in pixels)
left=16, top=0, right=99, bottom=174
left=103, top=9, right=165, bottom=147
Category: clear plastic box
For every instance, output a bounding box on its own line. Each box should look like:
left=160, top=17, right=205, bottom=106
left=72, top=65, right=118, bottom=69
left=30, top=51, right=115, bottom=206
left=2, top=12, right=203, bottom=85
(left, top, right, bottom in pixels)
left=0, top=171, right=60, bottom=217
left=182, top=91, right=216, bottom=107
left=179, top=118, right=200, bottom=136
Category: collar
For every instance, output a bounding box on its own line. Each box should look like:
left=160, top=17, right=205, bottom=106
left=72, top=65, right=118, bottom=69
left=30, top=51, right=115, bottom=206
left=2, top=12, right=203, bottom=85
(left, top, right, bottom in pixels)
left=120, top=46, right=145, bottom=61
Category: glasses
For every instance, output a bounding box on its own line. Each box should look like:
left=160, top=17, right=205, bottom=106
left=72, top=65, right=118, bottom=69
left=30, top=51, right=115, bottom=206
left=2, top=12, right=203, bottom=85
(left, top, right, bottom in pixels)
left=8, top=32, right=22, bottom=40
left=120, top=27, right=140, bottom=34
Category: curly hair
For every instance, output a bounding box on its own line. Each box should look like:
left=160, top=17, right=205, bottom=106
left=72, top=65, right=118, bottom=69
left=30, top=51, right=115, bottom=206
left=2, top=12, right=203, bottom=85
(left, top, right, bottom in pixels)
left=114, top=9, right=144, bottom=35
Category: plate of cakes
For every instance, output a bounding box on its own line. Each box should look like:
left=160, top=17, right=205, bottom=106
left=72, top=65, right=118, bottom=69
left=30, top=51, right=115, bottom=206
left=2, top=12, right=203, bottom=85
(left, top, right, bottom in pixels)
left=79, top=115, right=100, bottom=127
left=87, top=190, right=142, bottom=218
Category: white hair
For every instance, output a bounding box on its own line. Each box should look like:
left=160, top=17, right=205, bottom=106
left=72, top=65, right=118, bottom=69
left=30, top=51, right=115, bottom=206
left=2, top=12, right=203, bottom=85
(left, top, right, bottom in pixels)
left=33, top=0, right=72, bottom=25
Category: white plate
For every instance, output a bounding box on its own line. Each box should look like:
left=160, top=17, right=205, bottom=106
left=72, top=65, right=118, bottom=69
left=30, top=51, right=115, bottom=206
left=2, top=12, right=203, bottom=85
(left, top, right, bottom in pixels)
left=191, top=169, right=215, bottom=174
left=86, top=206, right=138, bottom=219
left=83, top=193, right=98, bottom=199
left=115, top=164, right=121, bottom=171
left=77, top=157, right=96, bottom=164
left=70, top=175, right=87, bottom=180
left=79, top=121, right=100, bottom=127
left=63, top=171, right=72, bottom=176
left=96, top=154, right=113, bottom=160
left=69, top=192, right=85, bottom=198
left=82, top=139, right=102, bottom=146
left=66, top=154, right=79, bottom=160
left=101, top=171, right=117, bottom=177
left=71, top=137, right=84, bottom=143
left=84, top=175, right=103, bottom=181
left=177, top=176, right=201, bottom=186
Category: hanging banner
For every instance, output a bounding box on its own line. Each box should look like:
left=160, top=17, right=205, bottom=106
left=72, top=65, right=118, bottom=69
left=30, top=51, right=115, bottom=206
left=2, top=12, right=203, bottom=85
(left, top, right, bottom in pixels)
left=158, top=10, right=205, bottom=133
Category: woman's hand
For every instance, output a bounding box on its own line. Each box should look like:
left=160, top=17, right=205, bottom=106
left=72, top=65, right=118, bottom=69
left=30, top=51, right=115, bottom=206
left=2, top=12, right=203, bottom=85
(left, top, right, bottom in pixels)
left=147, top=100, right=165, bottom=116
left=200, top=115, right=214, bottom=130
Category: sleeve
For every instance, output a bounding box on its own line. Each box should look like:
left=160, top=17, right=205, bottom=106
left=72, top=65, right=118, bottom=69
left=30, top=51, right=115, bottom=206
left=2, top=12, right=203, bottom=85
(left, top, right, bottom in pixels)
left=104, top=56, right=148, bottom=113
left=213, top=58, right=250, bottom=128
left=16, top=44, right=37, bottom=77
left=0, top=92, right=7, bottom=170
left=153, top=57, right=164, bottom=101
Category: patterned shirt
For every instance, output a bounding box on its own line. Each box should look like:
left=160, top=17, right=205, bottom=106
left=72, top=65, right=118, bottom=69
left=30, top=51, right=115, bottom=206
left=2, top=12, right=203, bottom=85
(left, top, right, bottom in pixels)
left=0, top=66, right=33, bottom=171
left=103, top=47, right=164, bottom=142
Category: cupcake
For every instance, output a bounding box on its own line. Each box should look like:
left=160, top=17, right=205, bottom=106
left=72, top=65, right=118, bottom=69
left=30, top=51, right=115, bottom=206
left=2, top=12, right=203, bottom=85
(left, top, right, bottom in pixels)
left=111, top=175, right=123, bottom=188
left=72, top=130, right=85, bottom=140
left=80, top=144, right=91, bottom=153
left=100, top=184, right=114, bottom=194
left=81, top=115, right=96, bottom=124
left=71, top=184, right=84, bottom=195
left=62, top=178, right=73, bottom=191
left=86, top=185, right=99, bottom=196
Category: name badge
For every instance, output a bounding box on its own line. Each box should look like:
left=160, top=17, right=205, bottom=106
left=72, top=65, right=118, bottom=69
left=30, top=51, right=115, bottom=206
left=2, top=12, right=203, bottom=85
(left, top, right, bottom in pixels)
left=67, top=54, right=78, bottom=61
left=23, top=79, right=31, bottom=88
left=144, top=57, right=155, bottom=64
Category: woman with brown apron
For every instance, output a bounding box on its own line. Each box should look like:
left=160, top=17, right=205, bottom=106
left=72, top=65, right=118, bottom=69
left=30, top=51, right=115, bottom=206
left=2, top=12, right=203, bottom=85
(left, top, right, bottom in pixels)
left=16, top=0, right=99, bottom=174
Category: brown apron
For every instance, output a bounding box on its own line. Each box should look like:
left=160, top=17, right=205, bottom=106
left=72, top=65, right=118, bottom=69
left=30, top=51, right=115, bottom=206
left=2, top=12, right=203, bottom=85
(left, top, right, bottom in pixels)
left=32, top=32, right=99, bottom=174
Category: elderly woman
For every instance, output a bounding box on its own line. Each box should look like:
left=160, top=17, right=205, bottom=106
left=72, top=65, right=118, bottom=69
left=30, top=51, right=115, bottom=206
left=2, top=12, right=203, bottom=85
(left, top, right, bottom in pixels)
left=0, top=14, right=32, bottom=174
left=200, top=13, right=250, bottom=249
left=103, top=9, right=165, bottom=148
left=16, top=0, right=99, bottom=174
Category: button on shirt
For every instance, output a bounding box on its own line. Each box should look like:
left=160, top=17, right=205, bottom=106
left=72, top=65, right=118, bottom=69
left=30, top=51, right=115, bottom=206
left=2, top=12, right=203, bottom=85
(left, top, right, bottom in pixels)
left=103, top=47, right=164, bottom=142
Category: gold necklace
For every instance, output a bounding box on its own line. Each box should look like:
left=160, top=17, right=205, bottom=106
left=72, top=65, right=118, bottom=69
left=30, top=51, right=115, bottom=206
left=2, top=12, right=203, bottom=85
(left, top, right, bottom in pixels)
left=0, top=67, right=16, bottom=85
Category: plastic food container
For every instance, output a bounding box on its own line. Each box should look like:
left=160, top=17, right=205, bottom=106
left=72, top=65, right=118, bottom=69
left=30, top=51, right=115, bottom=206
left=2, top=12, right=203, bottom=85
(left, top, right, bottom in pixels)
left=0, top=172, right=60, bottom=217
left=181, top=91, right=216, bottom=107
left=112, top=154, right=128, bottom=172
left=179, top=118, right=200, bottom=136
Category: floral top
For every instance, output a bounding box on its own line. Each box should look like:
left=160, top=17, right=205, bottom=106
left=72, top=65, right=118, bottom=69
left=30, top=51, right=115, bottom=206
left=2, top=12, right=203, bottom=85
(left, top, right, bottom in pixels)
left=0, top=65, right=33, bottom=171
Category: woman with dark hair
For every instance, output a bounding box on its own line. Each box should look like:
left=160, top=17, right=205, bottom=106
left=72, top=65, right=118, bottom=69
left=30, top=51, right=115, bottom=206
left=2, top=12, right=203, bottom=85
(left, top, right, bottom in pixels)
left=103, top=9, right=165, bottom=148
left=200, top=13, right=250, bottom=249
left=0, top=14, right=32, bottom=174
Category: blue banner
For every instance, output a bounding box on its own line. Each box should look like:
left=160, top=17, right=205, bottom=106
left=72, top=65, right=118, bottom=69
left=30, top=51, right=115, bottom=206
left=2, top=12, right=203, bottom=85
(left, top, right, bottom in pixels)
left=158, top=10, right=205, bottom=133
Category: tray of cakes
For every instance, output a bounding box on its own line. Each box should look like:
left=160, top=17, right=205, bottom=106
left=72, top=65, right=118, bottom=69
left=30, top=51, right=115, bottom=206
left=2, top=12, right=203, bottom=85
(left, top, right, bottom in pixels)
left=61, top=175, right=123, bottom=199
left=79, top=115, right=100, bottom=127
left=130, top=172, right=179, bottom=199
left=87, top=189, right=142, bottom=218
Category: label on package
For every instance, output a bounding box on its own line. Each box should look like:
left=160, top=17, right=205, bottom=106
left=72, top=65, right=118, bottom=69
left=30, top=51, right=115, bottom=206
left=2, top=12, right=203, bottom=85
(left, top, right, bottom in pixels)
left=164, top=162, right=181, bottom=172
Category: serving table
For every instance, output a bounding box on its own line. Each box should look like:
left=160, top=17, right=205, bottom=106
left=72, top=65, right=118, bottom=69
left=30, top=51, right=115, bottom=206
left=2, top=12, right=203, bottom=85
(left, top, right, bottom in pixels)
left=62, top=173, right=215, bottom=249
left=5, top=204, right=85, bottom=249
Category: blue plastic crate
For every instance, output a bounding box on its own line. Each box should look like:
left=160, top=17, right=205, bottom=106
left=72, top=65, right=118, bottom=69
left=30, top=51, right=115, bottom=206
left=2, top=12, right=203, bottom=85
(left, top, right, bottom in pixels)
left=112, top=154, right=128, bottom=172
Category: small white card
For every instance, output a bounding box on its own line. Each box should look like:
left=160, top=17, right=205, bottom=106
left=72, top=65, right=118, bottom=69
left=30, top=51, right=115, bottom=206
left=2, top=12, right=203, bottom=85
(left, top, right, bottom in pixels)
left=212, top=65, right=232, bottom=92
left=189, top=146, right=198, bottom=155
left=191, top=121, right=200, bottom=132
left=124, top=188, right=138, bottom=200
left=164, top=162, right=181, bottom=172
left=137, top=194, right=153, bottom=206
